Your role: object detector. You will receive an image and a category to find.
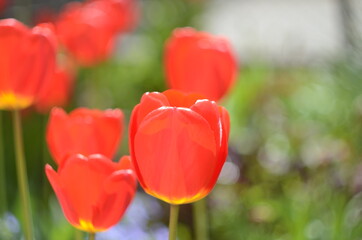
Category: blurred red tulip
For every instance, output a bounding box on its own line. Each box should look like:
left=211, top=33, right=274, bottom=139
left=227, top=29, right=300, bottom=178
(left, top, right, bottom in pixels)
left=46, top=154, right=137, bottom=232
left=88, top=0, right=139, bottom=33
left=56, top=2, right=115, bottom=66
left=129, top=89, right=230, bottom=204
left=47, top=107, right=124, bottom=165
left=165, top=27, right=237, bottom=101
left=35, top=63, right=75, bottom=113
left=0, top=19, right=56, bottom=110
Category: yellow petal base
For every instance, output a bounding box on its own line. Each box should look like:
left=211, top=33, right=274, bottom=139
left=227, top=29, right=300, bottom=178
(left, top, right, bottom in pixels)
left=74, top=219, right=106, bottom=233
left=0, top=93, right=33, bottom=110
left=145, top=188, right=209, bottom=205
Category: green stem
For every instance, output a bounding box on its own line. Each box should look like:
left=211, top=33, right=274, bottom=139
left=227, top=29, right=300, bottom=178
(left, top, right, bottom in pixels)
left=12, top=110, right=34, bottom=240
left=89, top=232, right=95, bottom=240
left=193, top=199, right=209, bottom=240
left=168, top=204, right=179, bottom=240
left=41, top=114, right=50, bottom=204
left=74, top=229, right=83, bottom=240
left=0, top=112, right=7, bottom=214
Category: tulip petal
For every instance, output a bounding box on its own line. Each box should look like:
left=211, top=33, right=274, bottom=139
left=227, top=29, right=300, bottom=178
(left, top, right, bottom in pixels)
left=165, top=27, right=237, bottom=101
left=57, top=154, right=115, bottom=222
left=45, top=164, right=79, bottom=226
left=205, top=106, right=230, bottom=190
left=136, top=92, right=169, bottom=126
left=219, top=106, right=230, bottom=140
left=47, top=154, right=136, bottom=232
left=117, top=155, right=134, bottom=171
left=92, top=109, right=123, bottom=159
left=191, top=100, right=231, bottom=191
left=129, top=92, right=169, bottom=175
left=46, top=107, right=69, bottom=164
left=191, top=99, right=222, bottom=147
left=134, top=107, right=217, bottom=204
left=163, top=89, right=205, bottom=108
left=165, top=28, right=198, bottom=92
left=92, top=169, right=136, bottom=229
left=56, top=2, right=116, bottom=66
left=35, top=60, right=74, bottom=113
left=129, top=104, right=147, bottom=188
left=0, top=20, right=41, bottom=109
left=129, top=92, right=169, bottom=146
left=88, top=0, right=138, bottom=33
left=0, top=19, right=56, bottom=109
left=0, top=19, right=28, bottom=93
left=48, top=107, right=96, bottom=164
left=23, top=24, right=56, bottom=96
left=47, top=107, right=123, bottom=164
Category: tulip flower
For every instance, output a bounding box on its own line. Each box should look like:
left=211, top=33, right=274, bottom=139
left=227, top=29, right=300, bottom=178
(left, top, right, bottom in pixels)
left=0, top=19, right=56, bottom=240
left=129, top=89, right=230, bottom=205
left=165, top=27, right=237, bottom=101
left=88, top=0, right=139, bottom=33
left=46, top=154, right=137, bottom=233
left=0, top=18, right=56, bottom=110
left=56, top=2, right=116, bottom=66
left=47, top=107, right=124, bottom=165
left=35, top=62, right=75, bottom=113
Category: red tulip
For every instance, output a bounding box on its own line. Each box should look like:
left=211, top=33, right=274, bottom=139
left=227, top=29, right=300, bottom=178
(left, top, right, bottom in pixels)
left=35, top=62, right=75, bottom=113
left=47, top=107, right=124, bottom=165
left=165, top=27, right=237, bottom=101
left=88, top=0, right=139, bottom=33
left=0, top=19, right=56, bottom=110
left=46, top=154, right=137, bottom=232
left=56, top=2, right=115, bottom=66
left=129, top=89, right=230, bottom=204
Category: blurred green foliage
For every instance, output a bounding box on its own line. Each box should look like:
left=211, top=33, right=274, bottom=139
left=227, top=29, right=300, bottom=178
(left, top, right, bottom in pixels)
left=210, top=61, right=362, bottom=240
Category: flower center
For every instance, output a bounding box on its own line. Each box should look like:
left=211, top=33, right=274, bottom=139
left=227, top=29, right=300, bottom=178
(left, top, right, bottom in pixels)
left=0, top=92, right=33, bottom=110
left=76, top=219, right=105, bottom=233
